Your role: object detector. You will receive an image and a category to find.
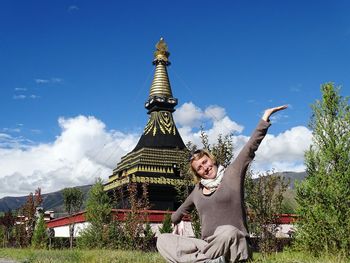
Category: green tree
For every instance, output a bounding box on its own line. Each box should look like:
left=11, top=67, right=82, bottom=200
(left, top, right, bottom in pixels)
left=14, top=218, right=27, bottom=248
left=31, top=214, right=48, bottom=249
left=296, top=83, right=350, bottom=255
left=0, top=210, right=15, bottom=247
left=142, top=220, right=155, bottom=251
left=107, top=219, right=124, bottom=249
left=62, top=187, right=84, bottom=248
left=245, top=170, right=289, bottom=254
left=159, top=212, right=173, bottom=234
left=79, top=178, right=111, bottom=248
left=0, top=225, right=5, bottom=248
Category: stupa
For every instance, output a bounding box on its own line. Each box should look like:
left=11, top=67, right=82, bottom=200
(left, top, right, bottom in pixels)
left=104, top=38, right=186, bottom=210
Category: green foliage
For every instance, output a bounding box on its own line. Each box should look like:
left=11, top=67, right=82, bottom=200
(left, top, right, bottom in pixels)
left=245, top=170, right=289, bottom=254
left=31, top=214, right=48, bottom=249
left=78, top=224, right=109, bottom=249
left=78, top=180, right=154, bottom=251
left=0, top=210, right=15, bottom=247
left=62, top=187, right=84, bottom=215
left=142, top=220, right=156, bottom=251
left=202, top=132, right=234, bottom=168
left=0, top=226, right=5, bottom=248
left=85, top=178, right=112, bottom=226
left=14, top=222, right=27, bottom=248
left=79, top=178, right=112, bottom=248
left=62, top=187, right=84, bottom=249
left=296, top=83, right=350, bottom=255
left=158, top=212, right=173, bottom=234
left=107, top=219, right=124, bottom=249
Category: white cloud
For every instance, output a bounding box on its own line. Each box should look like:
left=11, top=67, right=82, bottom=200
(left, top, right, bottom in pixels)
left=250, top=126, right=312, bottom=172
left=0, top=133, right=34, bottom=149
left=13, top=95, right=26, bottom=100
left=29, top=94, right=40, bottom=99
left=175, top=102, right=243, bottom=145
left=270, top=113, right=288, bottom=124
left=0, top=116, right=139, bottom=198
left=68, top=5, right=79, bottom=12
left=0, top=103, right=312, bottom=198
left=35, top=79, right=50, bottom=84
left=52, top=78, right=63, bottom=83
left=2, top=128, right=21, bottom=133
left=12, top=94, right=40, bottom=100
left=204, top=105, right=226, bottom=120
left=175, top=102, right=311, bottom=174
left=173, top=102, right=203, bottom=127
left=14, top=88, right=27, bottom=91
left=35, top=78, right=63, bottom=84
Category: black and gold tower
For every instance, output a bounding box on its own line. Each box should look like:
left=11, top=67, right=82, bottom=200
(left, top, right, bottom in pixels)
left=104, top=38, right=186, bottom=210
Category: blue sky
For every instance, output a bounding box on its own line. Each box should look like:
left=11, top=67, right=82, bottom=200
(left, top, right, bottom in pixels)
left=0, top=1, right=349, bottom=197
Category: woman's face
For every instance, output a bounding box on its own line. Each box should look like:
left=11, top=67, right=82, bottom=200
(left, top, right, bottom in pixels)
left=191, top=155, right=218, bottom=180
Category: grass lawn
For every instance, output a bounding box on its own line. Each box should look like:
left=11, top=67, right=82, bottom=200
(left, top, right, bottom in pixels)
left=0, top=248, right=349, bottom=263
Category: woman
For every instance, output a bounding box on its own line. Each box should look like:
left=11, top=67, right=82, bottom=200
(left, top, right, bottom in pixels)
left=157, top=105, right=287, bottom=263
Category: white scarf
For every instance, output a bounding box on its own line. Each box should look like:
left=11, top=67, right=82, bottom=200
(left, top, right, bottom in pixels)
left=200, top=165, right=225, bottom=194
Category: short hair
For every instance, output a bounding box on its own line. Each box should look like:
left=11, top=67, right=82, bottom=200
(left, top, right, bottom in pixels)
left=189, top=149, right=217, bottom=183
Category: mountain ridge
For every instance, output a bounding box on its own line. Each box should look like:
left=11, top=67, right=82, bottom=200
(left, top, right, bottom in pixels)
left=0, top=185, right=91, bottom=213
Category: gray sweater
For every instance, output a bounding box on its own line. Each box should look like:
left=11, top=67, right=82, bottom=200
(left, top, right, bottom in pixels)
left=172, top=119, right=271, bottom=239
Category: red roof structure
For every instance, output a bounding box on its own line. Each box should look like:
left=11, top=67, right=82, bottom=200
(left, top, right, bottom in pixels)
left=47, top=209, right=296, bottom=229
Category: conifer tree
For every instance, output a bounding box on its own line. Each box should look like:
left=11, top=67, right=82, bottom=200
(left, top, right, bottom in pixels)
left=31, top=214, right=48, bottom=249
left=79, top=178, right=111, bottom=248
left=159, top=212, right=173, bottom=234
left=296, top=83, right=350, bottom=255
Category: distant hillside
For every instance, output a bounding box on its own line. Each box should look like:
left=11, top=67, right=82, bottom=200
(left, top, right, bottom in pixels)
left=0, top=185, right=91, bottom=213
left=278, top=171, right=307, bottom=189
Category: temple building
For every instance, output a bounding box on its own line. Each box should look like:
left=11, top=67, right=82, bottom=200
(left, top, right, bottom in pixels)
left=104, top=38, right=186, bottom=210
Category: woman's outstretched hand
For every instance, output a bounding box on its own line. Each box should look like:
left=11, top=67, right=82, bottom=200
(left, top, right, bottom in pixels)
left=262, top=105, right=288, bottom=122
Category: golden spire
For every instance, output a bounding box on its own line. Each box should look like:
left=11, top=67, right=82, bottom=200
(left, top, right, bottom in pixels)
left=149, top=38, right=173, bottom=98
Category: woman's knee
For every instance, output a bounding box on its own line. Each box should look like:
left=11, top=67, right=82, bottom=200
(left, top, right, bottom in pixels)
left=156, top=233, right=170, bottom=250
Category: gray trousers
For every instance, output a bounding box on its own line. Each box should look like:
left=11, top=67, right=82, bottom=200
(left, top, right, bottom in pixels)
left=157, top=225, right=251, bottom=263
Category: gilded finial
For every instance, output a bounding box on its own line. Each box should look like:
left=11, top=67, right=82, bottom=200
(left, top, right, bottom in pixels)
left=156, top=37, right=168, bottom=52
left=154, top=37, right=170, bottom=63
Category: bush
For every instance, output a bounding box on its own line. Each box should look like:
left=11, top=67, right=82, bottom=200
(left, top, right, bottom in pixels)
left=31, top=214, right=48, bottom=249
left=158, top=212, right=173, bottom=234
left=296, top=83, right=350, bottom=255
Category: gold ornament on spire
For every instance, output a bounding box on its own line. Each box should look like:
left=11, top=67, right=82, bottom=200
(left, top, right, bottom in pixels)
left=153, top=37, right=170, bottom=63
